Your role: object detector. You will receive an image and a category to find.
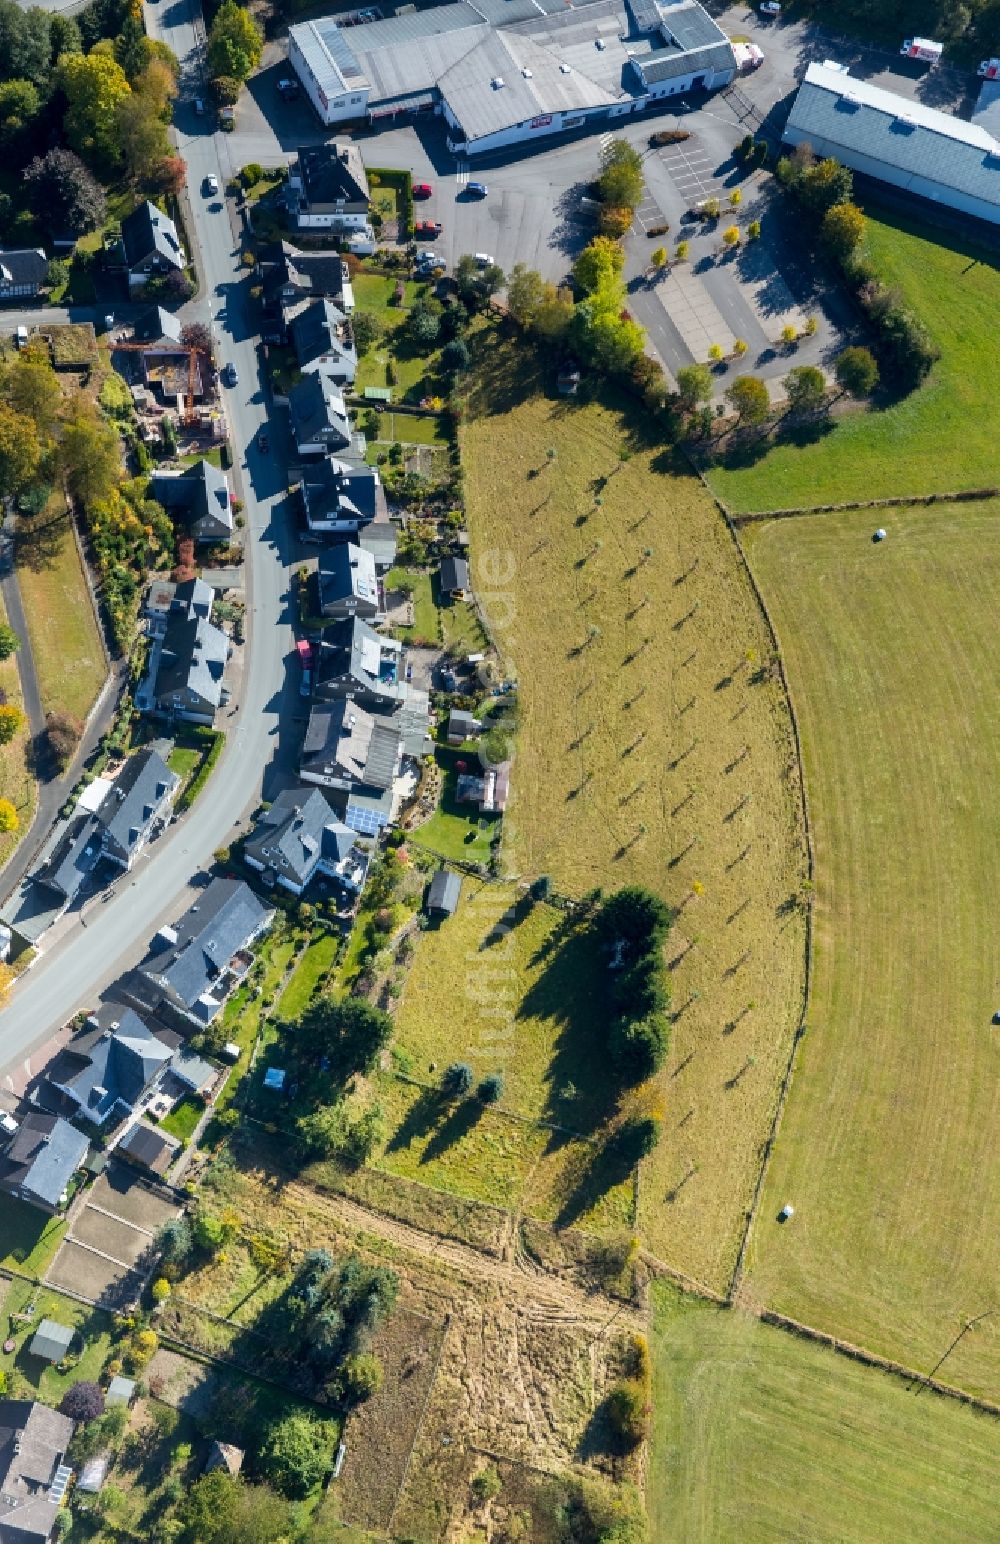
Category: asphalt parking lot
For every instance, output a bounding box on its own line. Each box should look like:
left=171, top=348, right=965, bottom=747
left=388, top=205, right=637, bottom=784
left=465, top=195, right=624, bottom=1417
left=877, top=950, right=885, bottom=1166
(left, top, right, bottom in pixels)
left=211, top=11, right=979, bottom=390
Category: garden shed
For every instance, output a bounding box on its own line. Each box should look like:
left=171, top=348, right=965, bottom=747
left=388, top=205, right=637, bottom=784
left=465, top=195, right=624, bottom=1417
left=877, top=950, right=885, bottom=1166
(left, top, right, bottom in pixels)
left=29, top=1320, right=73, bottom=1363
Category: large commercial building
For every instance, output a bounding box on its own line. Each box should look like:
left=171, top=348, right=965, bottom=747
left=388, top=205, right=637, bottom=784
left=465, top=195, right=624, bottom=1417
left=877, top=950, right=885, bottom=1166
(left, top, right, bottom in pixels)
left=784, top=62, right=1000, bottom=226
left=288, top=0, right=735, bottom=155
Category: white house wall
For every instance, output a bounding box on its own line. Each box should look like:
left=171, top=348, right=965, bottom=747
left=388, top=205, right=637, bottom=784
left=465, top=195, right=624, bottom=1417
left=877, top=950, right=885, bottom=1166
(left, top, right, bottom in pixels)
left=288, top=32, right=370, bottom=126
left=783, top=125, right=1000, bottom=225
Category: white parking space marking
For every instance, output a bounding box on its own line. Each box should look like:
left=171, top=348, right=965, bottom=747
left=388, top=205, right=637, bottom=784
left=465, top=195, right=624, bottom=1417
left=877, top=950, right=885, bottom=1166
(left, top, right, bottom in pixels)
left=657, top=268, right=734, bottom=360
left=455, top=160, right=470, bottom=189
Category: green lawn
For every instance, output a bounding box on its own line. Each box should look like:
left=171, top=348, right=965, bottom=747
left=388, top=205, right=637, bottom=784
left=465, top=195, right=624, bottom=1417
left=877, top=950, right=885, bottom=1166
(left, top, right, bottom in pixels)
left=377, top=412, right=447, bottom=446
left=440, top=596, right=486, bottom=654
left=744, top=502, right=1000, bottom=1401
left=179, top=446, right=224, bottom=469
left=0, top=595, right=36, bottom=871
left=160, top=1095, right=204, bottom=1143
left=350, top=273, right=428, bottom=316
left=166, top=745, right=201, bottom=785
left=16, top=490, right=107, bottom=724
left=649, top=1281, right=1000, bottom=1542
left=708, top=210, right=1000, bottom=512
left=212, top=932, right=299, bottom=1113
left=0, top=1193, right=66, bottom=1277
left=276, top=931, right=339, bottom=1020
left=3, top=1281, right=113, bottom=1404
left=409, top=747, right=497, bottom=863
left=386, top=568, right=439, bottom=642
left=356, top=349, right=437, bottom=399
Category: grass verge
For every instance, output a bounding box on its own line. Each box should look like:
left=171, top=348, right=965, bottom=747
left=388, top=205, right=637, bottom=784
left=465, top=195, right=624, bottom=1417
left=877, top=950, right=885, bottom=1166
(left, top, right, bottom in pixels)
left=16, top=491, right=106, bottom=723
left=0, top=596, right=36, bottom=868
left=744, top=502, right=1000, bottom=1399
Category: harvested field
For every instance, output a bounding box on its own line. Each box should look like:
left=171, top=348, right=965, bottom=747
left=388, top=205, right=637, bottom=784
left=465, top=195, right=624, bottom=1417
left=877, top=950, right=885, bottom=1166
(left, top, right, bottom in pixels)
left=70, top=1205, right=153, bottom=1267
left=461, top=340, right=807, bottom=1290
left=744, top=502, right=1000, bottom=1399
left=45, top=1239, right=140, bottom=1305
left=649, top=1281, right=1000, bottom=1542
left=335, top=1305, right=446, bottom=1533
left=307, top=1158, right=509, bottom=1258
left=90, top=1167, right=179, bottom=1231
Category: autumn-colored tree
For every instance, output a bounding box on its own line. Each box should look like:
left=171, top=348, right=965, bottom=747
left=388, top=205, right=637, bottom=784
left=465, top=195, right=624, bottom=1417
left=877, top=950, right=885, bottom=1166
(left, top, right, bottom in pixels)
left=60, top=396, right=120, bottom=507
left=148, top=155, right=186, bottom=196
left=0, top=705, right=25, bottom=745
left=207, top=0, right=263, bottom=83
left=821, top=201, right=866, bottom=263
left=725, top=373, right=771, bottom=426
left=1, top=354, right=61, bottom=437
left=572, top=235, right=625, bottom=295
left=0, top=405, right=42, bottom=498
left=55, top=49, right=132, bottom=166
left=0, top=799, right=19, bottom=833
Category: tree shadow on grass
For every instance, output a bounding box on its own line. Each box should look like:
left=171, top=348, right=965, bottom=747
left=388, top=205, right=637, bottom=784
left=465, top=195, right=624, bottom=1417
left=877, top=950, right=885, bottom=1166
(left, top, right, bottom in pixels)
left=517, top=921, right=616, bottom=1134
left=419, top=1096, right=485, bottom=1165
left=385, top=1084, right=442, bottom=1155
left=464, top=332, right=544, bottom=420
left=552, top=1124, right=639, bottom=1231
left=14, top=500, right=70, bottom=572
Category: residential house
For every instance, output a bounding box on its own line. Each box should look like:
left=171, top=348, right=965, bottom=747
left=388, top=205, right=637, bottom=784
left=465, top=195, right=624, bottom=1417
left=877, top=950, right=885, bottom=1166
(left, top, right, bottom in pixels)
left=120, top=202, right=185, bottom=288
left=116, top=1121, right=178, bottom=1176
left=426, top=869, right=461, bottom=917
left=357, top=518, right=397, bottom=572
left=440, top=556, right=470, bottom=599
left=313, top=617, right=402, bottom=711
left=120, top=878, right=274, bottom=1029
left=0, top=249, right=47, bottom=300
left=300, top=458, right=387, bottom=537
left=33, top=817, right=103, bottom=908
left=447, top=708, right=481, bottom=745
left=0, top=1115, right=88, bottom=1215
left=288, top=372, right=353, bottom=457
left=43, top=1009, right=173, bottom=1131
left=150, top=459, right=233, bottom=544
left=287, top=297, right=357, bottom=385
left=300, top=697, right=401, bottom=833
left=93, top=746, right=179, bottom=870
left=140, top=579, right=229, bottom=726
left=131, top=305, right=183, bottom=348
left=318, top=543, right=380, bottom=622
left=244, top=785, right=371, bottom=895
left=258, top=240, right=354, bottom=343
left=0, top=1398, right=74, bottom=1543
left=457, top=760, right=510, bottom=813
left=286, top=142, right=371, bottom=232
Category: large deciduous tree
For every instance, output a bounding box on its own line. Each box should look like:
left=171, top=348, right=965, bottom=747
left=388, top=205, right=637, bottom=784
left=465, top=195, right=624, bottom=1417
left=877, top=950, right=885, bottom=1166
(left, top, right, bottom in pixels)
left=821, top=200, right=866, bottom=263
left=24, top=147, right=107, bottom=235
left=834, top=345, right=879, bottom=398
left=55, top=49, right=132, bottom=166
left=597, top=138, right=644, bottom=211
left=784, top=363, right=827, bottom=416
left=0, top=404, right=42, bottom=498
left=725, top=373, right=771, bottom=426
left=207, top=1, right=263, bottom=84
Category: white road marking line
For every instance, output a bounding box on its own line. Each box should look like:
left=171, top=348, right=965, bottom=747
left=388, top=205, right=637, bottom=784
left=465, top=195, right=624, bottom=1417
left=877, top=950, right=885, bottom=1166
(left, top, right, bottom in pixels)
left=455, top=161, right=470, bottom=188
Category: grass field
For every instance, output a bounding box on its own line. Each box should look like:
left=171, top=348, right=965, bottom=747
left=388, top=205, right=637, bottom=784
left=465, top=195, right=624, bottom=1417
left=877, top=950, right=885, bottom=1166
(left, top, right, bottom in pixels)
left=0, top=597, right=36, bottom=868
left=16, top=492, right=106, bottom=723
left=373, top=880, right=635, bottom=1229
left=708, top=212, right=1000, bottom=512
left=649, top=1281, right=1000, bottom=1542
left=461, top=340, right=807, bottom=1288
left=743, top=503, right=1000, bottom=1400
left=160, top=1095, right=203, bottom=1143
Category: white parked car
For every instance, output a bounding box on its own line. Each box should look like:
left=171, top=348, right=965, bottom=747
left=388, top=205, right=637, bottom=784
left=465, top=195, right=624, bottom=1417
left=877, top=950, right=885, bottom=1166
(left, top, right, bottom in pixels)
left=759, top=2, right=780, bottom=14
left=474, top=252, right=495, bottom=267
left=204, top=175, right=219, bottom=196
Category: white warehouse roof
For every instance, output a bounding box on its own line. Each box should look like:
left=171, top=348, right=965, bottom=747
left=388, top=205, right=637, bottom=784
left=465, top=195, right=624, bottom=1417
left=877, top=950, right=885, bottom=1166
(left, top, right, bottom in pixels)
left=785, top=63, right=1000, bottom=215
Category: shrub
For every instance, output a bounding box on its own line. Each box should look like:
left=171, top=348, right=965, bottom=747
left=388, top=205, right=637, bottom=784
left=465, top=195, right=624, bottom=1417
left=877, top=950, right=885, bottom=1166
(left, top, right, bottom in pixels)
left=45, top=711, right=81, bottom=768
left=471, top=1464, right=502, bottom=1503
left=151, top=1277, right=171, bottom=1303
left=605, top=1378, right=649, bottom=1448
left=340, top=1352, right=383, bottom=1403
left=240, top=162, right=264, bottom=187
left=60, top=1381, right=105, bottom=1422
left=477, top=1072, right=504, bottom=1104
left=834, top=345, right=879, bottom=398
left=442, top=1062, right=473, bottom=1097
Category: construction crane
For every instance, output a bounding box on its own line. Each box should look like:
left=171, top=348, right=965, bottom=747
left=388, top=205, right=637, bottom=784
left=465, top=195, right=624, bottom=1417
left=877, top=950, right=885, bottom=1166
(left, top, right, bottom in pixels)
left=105, top=338, right=207, bottom=425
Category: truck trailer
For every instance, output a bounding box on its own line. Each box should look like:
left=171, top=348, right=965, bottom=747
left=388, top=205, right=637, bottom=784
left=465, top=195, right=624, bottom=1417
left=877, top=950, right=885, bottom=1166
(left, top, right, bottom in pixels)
left=900, top=37, right=943, bottom=64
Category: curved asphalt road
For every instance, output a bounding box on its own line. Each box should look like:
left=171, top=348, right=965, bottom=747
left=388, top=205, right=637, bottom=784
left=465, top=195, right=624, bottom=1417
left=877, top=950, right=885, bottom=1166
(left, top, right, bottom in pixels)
left=0, top=0, right=293, bottom=1071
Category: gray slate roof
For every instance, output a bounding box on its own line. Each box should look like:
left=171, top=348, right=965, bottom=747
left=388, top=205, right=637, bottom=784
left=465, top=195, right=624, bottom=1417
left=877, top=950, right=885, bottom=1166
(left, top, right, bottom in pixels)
left=289, top=373, right=352, bottom=449
left=440, top=556, right=470, bottom=592
left=427, top=869, right=461, bottom=914
left=154, top=614, right=228, bottom=712
left=357, top=518, right=396, bottom=568
left=245, top=785, right=357, bottom=887
left=302, top=458, right=386, bottom=526
left=117, top=1122, right=177, bottom=1173
left=0, top=1114, right=88, bottom=1211
left=171, top=576, right=214, bottom=618
left=302, top=697, right=401, bottom=789
left=0, top=1398, right=74, bottom=1544
left=318, top=542, right=378, bottom=613
left=121, top=201, right=184, bottom=272
left=96, top=746, right=178, bottom=864
left=294, top=142, right=370, bottom=206
left=132, top=305, right=183, bottom=346
left=151, top=460, right=233, bottom=541
left=140, top=878, right=272, bottom=1020
left=0, top=249, right=47, bottom=289
left=315, top=616, right=402, bottom=702
left=785, top=63, right=1000, bottom=212
left=287, top=297, right=357, bottom=376
left=36, top=814, right=101, bottom=902
left=51, top=1009, right=172, bottom=1127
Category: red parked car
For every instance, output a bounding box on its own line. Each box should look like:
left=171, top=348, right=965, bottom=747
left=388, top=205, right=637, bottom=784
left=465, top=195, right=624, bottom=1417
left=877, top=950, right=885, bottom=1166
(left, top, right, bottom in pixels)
left=413, top=182, right=433, bottom=199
